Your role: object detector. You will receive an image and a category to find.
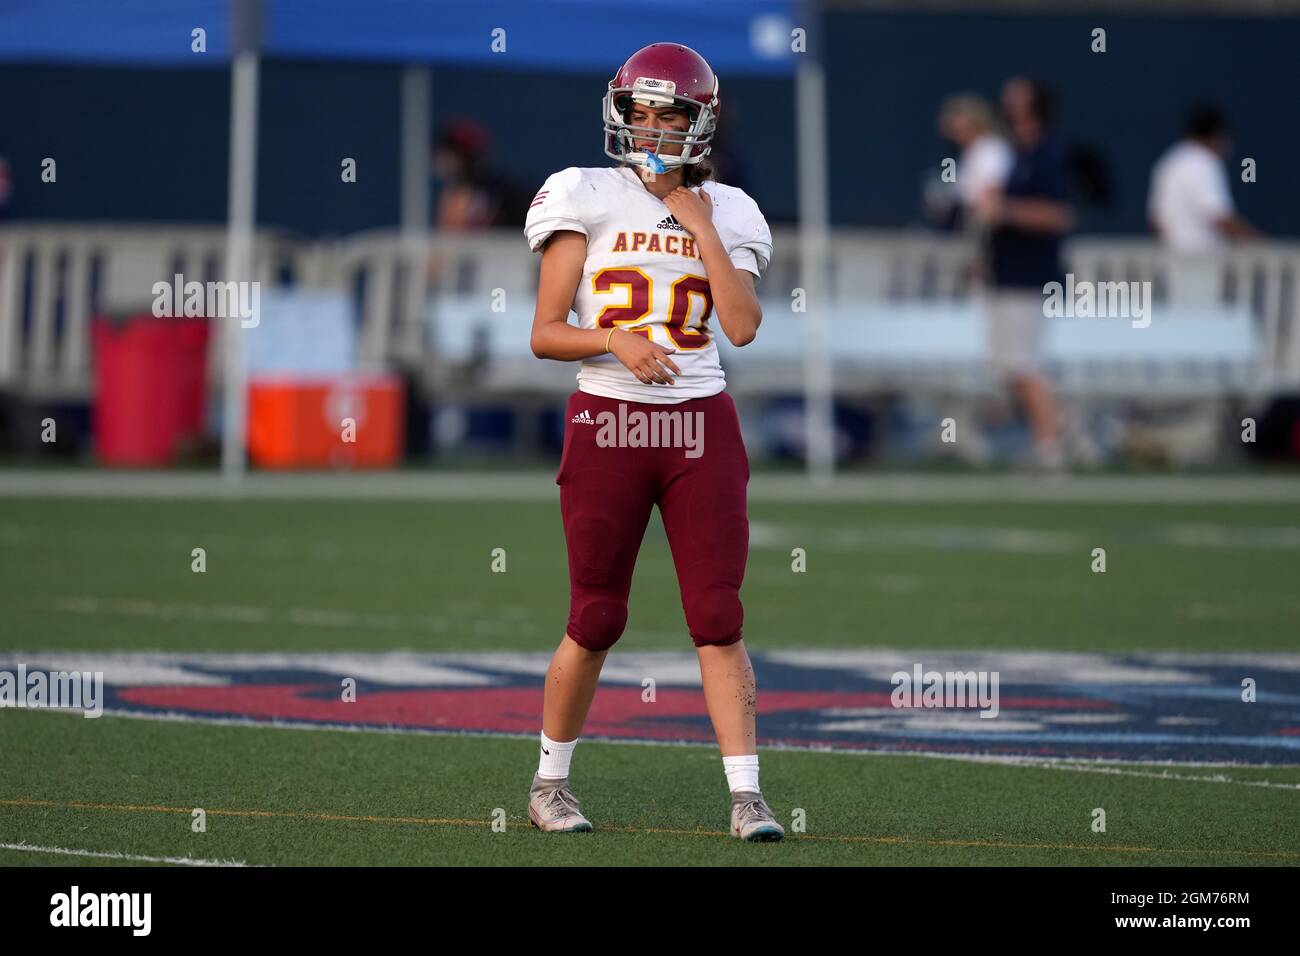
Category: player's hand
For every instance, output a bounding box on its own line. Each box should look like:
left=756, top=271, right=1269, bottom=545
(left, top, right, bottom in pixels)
left=609, top=329, right=681, bottom=385
left=663, top=187, right=715, bottom=239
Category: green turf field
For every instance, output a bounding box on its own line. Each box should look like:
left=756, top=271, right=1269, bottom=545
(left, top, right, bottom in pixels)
left=2, top=487, right=1298, bottom=865
left=4, top=495, right=1298, bottom=653
left=3, top=707, right=1299, bottom=866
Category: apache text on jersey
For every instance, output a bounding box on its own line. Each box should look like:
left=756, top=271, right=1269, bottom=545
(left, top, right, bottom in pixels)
left=610, top=231, right=699, bottom=259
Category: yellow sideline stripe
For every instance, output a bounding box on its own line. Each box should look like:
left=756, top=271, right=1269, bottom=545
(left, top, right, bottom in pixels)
left=3, top=797, right=1298, bottom=859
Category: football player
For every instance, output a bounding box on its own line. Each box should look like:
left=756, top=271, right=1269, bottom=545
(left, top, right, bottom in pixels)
left=524, top=42, right=782, bottom=841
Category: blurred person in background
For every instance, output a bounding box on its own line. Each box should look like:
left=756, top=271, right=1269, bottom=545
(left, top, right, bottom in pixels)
left=424, top=120, right=531, bottom=453
left=937, top=93, right=1012, bottom=239
left=0, top=153, right=10, bottom=377
left=427, top=119, right=532, bottom=296
left=928, top=95, right=1013, bottom=464
left=432, top=119, right=530, bottom=231
left=971, top=76, right=1073, bottom=469
left=0, top=154, right=12, bottom=220
left=1148, top=104, right=1259, bottom=253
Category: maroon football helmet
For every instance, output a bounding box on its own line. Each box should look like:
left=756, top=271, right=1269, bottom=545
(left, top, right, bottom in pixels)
left=603, top=43, right=720, bottom=170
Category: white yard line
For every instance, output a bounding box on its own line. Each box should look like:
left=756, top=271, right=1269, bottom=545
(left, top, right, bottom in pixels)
left=0, top=841, right=252, bottom=866
left=902, top=751, right=1300, bottom=790
left=46, top=595, right=549, bottom=638
left=1025, top=762, right=1300, bottom=790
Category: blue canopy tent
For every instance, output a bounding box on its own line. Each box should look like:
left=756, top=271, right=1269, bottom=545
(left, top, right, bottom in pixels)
left=0, top=0, right=796, bottom=70
left=0, top=0, right=832, bottom=478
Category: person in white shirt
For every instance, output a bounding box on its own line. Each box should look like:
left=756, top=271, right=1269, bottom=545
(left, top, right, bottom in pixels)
left=1148, top=105, right=1259, bottom=253
left=938, top=94, right=1013, bottom=226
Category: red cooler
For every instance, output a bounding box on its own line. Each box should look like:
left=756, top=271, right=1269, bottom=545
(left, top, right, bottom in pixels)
left=92, top=315, right=211, bottom=466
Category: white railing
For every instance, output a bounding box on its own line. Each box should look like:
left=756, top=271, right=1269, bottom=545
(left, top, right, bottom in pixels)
left=0, top=223, right=298, bottom=397
left=2, top=222, right=1297, bottom=398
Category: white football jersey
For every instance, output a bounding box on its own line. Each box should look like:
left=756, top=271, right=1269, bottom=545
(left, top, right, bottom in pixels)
left=525, top=165, right=772, bottom=403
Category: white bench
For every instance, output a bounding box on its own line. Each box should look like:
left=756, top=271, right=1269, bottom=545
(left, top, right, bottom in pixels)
left=426, top=296, right=1262, bottom=399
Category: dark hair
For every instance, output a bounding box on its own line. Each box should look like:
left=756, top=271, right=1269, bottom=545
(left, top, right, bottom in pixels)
left=683, top=157, right=715, bottom=187
left=683, top=113, right=719, bottom=185
left=435, top=119, right=491, bottom=184
left=1023, top=77, right=1058, bottom=125
left=1185, top=103, right=1228, bottom=141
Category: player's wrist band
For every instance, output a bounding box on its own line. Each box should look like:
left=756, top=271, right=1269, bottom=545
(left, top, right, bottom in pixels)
left=604, top=327, right=616, bottom=353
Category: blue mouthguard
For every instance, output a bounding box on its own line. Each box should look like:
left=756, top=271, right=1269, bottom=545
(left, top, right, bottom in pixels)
left=640, top=149, right=667, bottom=174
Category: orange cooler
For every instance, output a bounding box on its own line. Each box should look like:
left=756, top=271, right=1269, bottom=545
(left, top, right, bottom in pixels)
left=247, top=374, right=405, bottom=469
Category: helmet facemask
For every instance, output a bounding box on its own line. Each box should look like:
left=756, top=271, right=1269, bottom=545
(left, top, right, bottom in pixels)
left=603, top=76, right=718, bottom=171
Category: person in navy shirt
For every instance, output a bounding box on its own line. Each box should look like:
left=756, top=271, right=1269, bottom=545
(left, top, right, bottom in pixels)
left=972, top=77, right=1074, bottom=468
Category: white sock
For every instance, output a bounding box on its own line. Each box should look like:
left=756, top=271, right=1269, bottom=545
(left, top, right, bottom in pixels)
left=537, top=731, right=577, bottom=780
left=723, top=754, right=760, bottom=794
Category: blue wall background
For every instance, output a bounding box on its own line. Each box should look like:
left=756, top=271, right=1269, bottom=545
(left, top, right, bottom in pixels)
left=2, top=10, right=1295, bottom=235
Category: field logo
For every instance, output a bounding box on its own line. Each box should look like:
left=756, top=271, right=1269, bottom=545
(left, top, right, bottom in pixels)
left=0, top=665, right=103, bottom=717
left=596, top=402, right=704, bottom=459
left=50, top=886, right=151, bottom=936
left=891, top=663, right=1000, bottom=718
left=9, top=651, right=1297, bottom=765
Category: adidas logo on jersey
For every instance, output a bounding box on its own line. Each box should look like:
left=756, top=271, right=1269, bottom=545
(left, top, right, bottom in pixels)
left=571, top=409, right=595, bottom=425
left=656, top=215, right=686, bottom=232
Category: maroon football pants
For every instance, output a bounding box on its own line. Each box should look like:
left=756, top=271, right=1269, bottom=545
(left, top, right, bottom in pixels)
left=555, top=388, right=750, bottom=650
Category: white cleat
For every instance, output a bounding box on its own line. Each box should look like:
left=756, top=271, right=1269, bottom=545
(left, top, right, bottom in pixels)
left=528, top=774, right=593, bottom=833
left=730, top=790, right=785, bottom=842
